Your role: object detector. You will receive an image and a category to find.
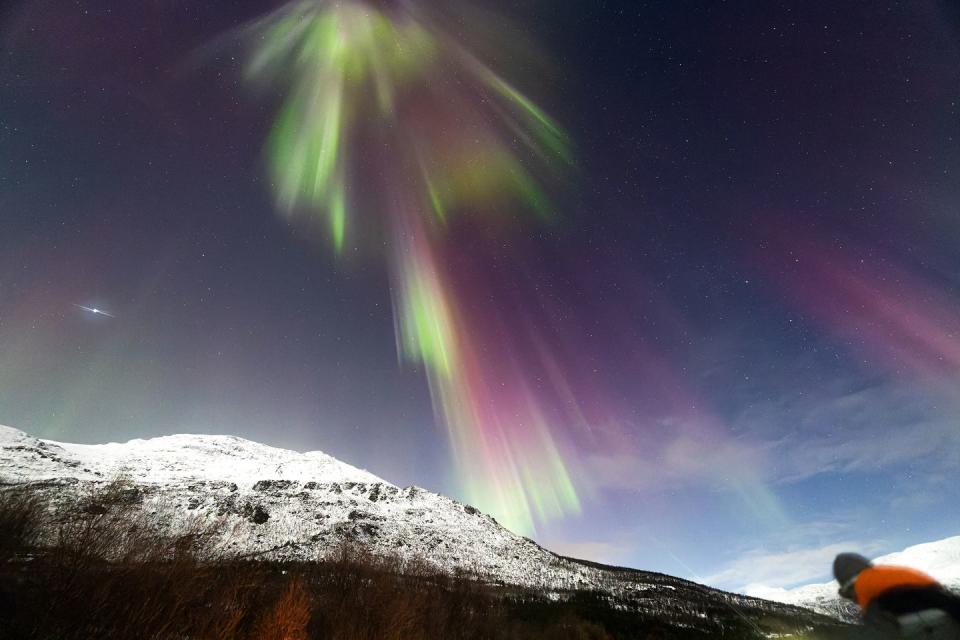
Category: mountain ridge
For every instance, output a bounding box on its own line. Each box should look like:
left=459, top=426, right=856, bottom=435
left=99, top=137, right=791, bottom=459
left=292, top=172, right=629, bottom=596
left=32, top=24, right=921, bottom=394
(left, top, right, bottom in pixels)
left=1, top=426, right=387, bottom=486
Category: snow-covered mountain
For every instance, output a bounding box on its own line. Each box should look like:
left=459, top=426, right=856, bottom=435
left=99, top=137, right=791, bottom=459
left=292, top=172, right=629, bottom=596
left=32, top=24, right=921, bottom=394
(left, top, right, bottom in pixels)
left=0, top=424, right=836, bottom=635
left=746, top=537, right=960, bottom=620
left=0, top=424, right=563, bottom=585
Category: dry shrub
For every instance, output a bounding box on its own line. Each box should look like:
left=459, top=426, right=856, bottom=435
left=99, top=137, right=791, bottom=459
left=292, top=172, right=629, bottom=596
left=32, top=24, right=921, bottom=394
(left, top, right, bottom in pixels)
left=542, top=615, right=612, bottom=640
left=308, top=540, right=503, bottom=640
left=252, top=576, right=312, bottom=640
left=0, top=478, right=256, bottom=639
left=0, top=486, right=44, bottom=561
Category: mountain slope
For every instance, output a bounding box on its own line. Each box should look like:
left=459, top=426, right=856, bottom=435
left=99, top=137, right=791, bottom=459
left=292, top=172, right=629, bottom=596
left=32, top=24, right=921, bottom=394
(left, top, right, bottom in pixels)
left=0, top=424, right=561, bottom=586
left=747, top=537, right=960, bottom=620
left=0, top=424, right=839, bottom=636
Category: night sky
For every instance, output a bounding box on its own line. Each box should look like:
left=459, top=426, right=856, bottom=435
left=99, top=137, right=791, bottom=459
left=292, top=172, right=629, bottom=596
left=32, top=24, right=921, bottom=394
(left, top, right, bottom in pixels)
left=3, top=0, right=960, bottom=593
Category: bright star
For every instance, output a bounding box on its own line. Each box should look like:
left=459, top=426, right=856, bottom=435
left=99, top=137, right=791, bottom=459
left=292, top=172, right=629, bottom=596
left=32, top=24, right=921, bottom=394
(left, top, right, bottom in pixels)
left=73, top=304, right=116, bottom=318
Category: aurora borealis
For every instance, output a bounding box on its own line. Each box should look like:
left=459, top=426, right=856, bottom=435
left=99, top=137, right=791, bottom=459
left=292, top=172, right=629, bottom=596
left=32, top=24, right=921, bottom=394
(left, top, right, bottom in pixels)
left=3, top=0, right=960, bottom=593
left=243, top=0, right=579, bottom=532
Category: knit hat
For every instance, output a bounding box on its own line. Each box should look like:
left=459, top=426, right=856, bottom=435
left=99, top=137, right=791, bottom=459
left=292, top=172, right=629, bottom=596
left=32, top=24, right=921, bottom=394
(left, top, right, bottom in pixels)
left=833, top=552, right=873, bottom=586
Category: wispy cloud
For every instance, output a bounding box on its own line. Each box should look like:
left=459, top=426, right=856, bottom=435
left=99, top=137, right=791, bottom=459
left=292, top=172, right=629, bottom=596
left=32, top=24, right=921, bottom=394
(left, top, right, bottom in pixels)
left=703, top=540, right=886, bottom=592
left=582, top=376, right=960, bottom=500
left=581, top=423, right=787, bottom=523
left=582, top=430, right=770, bottom=491
left=736, top=379, right=960, bottom=484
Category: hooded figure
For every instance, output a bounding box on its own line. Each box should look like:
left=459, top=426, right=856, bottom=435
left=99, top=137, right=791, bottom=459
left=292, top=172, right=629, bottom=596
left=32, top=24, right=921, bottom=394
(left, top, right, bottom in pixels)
left=833, top=552, right=960, bottom=639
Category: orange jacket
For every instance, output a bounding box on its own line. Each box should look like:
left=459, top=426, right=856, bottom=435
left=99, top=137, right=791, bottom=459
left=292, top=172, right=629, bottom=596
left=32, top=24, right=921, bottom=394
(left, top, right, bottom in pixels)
left=854, top=565, right=940, bottom=610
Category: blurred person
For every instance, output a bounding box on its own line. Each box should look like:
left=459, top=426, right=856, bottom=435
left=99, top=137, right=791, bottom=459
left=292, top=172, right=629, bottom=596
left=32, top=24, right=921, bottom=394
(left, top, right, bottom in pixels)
left=833, top=552, right=960, bottom=639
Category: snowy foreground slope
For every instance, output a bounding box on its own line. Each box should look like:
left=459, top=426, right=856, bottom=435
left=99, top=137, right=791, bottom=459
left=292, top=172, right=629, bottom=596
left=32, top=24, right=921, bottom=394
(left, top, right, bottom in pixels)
left=747, top=537, right=960, bottom=620
left=0, top=424, right=835, bottom=633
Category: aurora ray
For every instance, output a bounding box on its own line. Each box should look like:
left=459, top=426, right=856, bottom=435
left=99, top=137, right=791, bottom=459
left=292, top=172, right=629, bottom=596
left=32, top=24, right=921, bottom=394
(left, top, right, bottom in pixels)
left=245, top=0, right=578, bottom=532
